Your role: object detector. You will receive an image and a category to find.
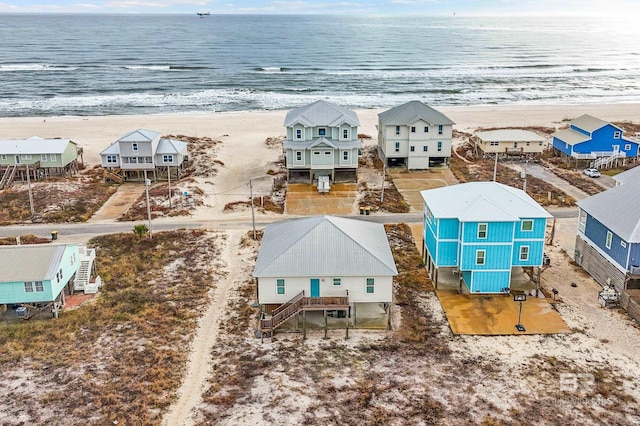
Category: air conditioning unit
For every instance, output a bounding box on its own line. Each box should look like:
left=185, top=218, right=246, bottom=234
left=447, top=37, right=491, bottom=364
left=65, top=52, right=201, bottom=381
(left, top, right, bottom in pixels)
left=16, top=307, right=27, bottom=318
left=631, top=265, right=640, bottom=275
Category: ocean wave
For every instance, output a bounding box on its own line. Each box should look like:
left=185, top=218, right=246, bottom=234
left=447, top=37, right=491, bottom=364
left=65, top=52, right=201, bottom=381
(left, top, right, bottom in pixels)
left=0, top=63, right=77, bottom=72
left=253, top=67, right=290, bottom=73
left=122, top=65, right=204, bottom=71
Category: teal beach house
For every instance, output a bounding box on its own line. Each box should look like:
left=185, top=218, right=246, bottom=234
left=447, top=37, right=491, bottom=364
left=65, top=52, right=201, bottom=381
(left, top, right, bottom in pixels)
left=421, top=182, right=552, bottom=294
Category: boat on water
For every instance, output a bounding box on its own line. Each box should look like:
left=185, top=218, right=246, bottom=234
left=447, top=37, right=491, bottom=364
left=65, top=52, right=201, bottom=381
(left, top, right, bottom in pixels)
left=197, top=12, right=211, bottom=17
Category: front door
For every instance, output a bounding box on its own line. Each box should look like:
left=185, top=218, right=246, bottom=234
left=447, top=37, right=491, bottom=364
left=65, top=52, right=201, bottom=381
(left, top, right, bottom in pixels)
left=15, top=155, right=21, bottom=164
left=310, top=278, right=320, bottom=298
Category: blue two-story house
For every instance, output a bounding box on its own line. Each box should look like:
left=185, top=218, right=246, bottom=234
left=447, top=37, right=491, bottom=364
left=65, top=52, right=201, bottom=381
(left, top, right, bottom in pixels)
left=575, top=180, right=640, bottom=291
left=421, top=182, right=552, bottom=294
left=552, top=114, right=639, bottom=168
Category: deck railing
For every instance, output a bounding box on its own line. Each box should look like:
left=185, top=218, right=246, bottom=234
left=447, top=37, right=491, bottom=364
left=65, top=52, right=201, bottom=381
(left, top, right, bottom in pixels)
left=260, top=291, right=349, bottom=333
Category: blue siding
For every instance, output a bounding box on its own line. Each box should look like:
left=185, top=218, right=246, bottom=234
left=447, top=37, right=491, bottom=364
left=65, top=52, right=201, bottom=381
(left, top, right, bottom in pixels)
left=460, top=244, right=512, bottom=270
left=437, top=242, right=458, bottom=266
left=552, top=137, right=572, bottom=156
left=438, top=219, right=459, bottom=239
left=584, top=214, right=627, bottom=269
left=570, top=124, right=590, bottom=137
left=463, top=221, right=514, bottom=243
left=629, top=243, right=640, bottom=270
left=513, top=218, right=547, bottom=239
left=573, top=125, right=638, bottom=156
left=425, top=226, right=437, bottom=264
left=470, top=271, right=511, bottom=293
left=512, top=241, right=545, bottom=266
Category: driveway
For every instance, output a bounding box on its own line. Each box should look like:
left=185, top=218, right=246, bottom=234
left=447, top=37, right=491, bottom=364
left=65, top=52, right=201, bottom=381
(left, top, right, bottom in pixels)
left=502, top=162, right=590, bottom=201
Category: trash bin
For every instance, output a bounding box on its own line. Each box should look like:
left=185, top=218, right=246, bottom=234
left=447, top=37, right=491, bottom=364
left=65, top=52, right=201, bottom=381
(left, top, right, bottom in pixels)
left=359, top=207, right=365, bottom=215
left=365, top=207, right=371, bottom=215
left=51, top=230, right=58, bottom=241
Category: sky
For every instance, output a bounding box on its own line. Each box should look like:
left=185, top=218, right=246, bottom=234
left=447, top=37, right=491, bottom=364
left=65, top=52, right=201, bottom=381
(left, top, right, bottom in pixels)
left=0, top=0, right=639, bottom=16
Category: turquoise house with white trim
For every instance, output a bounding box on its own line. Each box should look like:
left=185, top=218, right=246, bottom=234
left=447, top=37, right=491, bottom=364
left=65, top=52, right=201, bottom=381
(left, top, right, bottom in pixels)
left=421, top=182, right=552, bottom=294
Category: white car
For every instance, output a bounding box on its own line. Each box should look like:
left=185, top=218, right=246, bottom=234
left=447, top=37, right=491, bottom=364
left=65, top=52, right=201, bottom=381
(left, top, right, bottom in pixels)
left=584, top=168, right=601, bottom=178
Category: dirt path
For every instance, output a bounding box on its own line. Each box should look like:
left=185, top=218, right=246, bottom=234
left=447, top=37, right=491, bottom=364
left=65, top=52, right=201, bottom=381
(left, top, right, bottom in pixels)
left=162, top=229, right=242, bottom=426
left=88, top=183, right=145, bottom=222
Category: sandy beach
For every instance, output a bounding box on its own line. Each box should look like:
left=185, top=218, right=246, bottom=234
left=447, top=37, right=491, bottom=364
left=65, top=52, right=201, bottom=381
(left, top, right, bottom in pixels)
left=2, top=103, right=640, bottom=167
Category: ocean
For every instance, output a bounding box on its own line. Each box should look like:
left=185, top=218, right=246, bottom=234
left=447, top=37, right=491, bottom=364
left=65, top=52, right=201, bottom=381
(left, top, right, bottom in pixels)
left=1, top=14, right=639, bottom=117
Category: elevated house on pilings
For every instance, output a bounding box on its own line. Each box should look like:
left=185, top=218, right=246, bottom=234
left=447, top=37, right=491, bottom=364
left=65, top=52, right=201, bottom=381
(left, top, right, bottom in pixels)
left=253, top=216, right=397, bottom=338
left=0, top=244, right=101, bottom=319
left=100, top=129, right=188, bottom=183
left=0, top=137, right=80, bottom=189
left=472, top=129, right=548, bottom=159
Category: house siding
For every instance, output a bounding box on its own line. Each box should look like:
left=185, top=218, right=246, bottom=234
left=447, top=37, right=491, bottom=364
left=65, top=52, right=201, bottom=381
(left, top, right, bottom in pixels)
left=583, top=214, right=628, bottom=270
left=437, top=242, right=458, bottom=266
left=512, top=240, right=545, bottom=266
left=469, top=271, right=511, bottom=293
left=438, top=218, right=459, bottom=239
left=460, top=244, right=512, bottom=270
left=463, top=221, right=514, bottom=243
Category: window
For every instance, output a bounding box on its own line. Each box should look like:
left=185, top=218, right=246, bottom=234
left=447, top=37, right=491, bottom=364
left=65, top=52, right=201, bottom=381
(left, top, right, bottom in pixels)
left=324, top=151, right=331, bottom=155
left=395, top=142, right=400, bottom=152
left=343, top=129, right=348, bottom=139
left=296, top=151, right=302, bottom=161
left=276, top=279, right=285, bottom=295
left=490, top=141, right=499, bottom=146
left=521, top=220, right=533, bottom=232
left=410, top=146, right=415, bottom=152
left=50, top=154, right=56, bottom=161
left=520, top=246, right=529, bottom=261
left=395, top=126, right=400, bottom=135
left=296, top=129, right=302, bottom=139
left=424, top=126, right=429, bottom=133
left=163, top=154, right=174, bottom=163
left=411, top=126, right=416, bottom=133
left=0, top=154, right=6, bottom=160
left=107, top=155, right=117, bottom=164
left=625, top=144, right=631, bottom=151
left=318, top=128, right=326, bottom=136
left=526, top=141, right=530, bottom=146
left=513, top=142, right=518, bottom=148
left=614, top=131, right=621, bottom=139
left=22, top=154, right=32, bottom=160
left=606, top=231, right=612, bottom=249
left=366, top=278, right=375, bottom=294
left=41, top=154, right=48, bottom=161
left=476, top=250, right=486, bottom=265
left=565, top=143, right=569, bottom=149
left=478, top=223, right=487, bottom=239
left=438, top=125, right=443, bottom=135
left=132, top=143, right=138, bottom=151
left=343, top=151, right=349, bottom=161
left=333, top=278, right=341, bottom=286
left=426, top=207, right=433, bottom=222
left=35, top=281, right=44, bottom=292
left=539, top=141, right=543, bottom=146
left=145, top=157, right=152, bottom=163
left=621, top=241, right=627, bottom=248
left=437, top=141, right=442, bottom=152
left=313, top=151, right=320, bottom=155
left=423, top=146, right=428, bottom=152
left=24, top=282, right=34, bottom=292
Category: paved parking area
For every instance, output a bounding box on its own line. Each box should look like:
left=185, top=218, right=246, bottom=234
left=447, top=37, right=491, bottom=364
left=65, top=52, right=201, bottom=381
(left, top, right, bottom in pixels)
left=285, top=183, right=358, bottom=215
left=389, top=167, right=458, bottom=212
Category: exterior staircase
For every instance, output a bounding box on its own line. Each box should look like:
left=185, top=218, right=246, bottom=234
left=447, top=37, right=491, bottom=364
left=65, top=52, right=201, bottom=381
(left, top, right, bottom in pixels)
left=0, top=165, right=17, bottom=190
left=103, top=168, right=124, bottom=184
left=260, top=290, right=349, bottom=335
left=73, top=247, right=102, bottom=294
left=591, top=151, right=626, bottom=169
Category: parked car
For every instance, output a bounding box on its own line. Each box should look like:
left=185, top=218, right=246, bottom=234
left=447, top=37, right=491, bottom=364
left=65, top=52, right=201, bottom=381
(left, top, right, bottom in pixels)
left=584, top=168, right=601, bottom=178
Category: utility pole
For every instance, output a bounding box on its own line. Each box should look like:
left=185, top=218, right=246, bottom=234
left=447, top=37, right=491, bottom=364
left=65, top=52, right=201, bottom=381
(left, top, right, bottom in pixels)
left=493, top=153, right=498, bottom=181
left=167, top=165, right=172, bottom=208
left=26, top=164, right=35, bottom=216
left=144, top=170, right=153, bottom=239
left=249, top=179, right=256, bottom=239
left=380, top=163, right=386, bottom=203
left=523, top=160, right=528, bottom=193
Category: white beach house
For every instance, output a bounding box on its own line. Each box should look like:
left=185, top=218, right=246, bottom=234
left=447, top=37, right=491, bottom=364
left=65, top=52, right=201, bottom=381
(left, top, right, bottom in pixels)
left=472, top=129, right=548, bottom=157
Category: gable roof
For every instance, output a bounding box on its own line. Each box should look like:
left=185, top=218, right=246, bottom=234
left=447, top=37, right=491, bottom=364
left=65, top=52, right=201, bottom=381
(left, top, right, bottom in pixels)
left=475, top=129, right=546, bottom=143
left=100, top=129, right=176, bottom=157
left=551, top=128, right=590, bottom=146
left=378, top=101, right=455, bottom=126
left=118, top=129, right=161, bottom=143
left=613, top=166, right=640, bottom=186
left=420, top=182, right=551, bottom=222
left=253, top=216, right=397, bottom=278
left=157, top=138, right=187, bottom=155
left=0, top=137, right=76, bottom=155
left=577, top=184, right=640, bottom=242
left=283, top=100, right=360, bottom=128
left=569, top=114, right=619, bottom=133
left=0, top=244, right=67, bottom=282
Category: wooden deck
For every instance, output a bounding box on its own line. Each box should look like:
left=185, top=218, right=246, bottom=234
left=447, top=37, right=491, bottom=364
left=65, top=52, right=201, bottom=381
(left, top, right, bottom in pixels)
left=260, top=292, right=349, bottom=333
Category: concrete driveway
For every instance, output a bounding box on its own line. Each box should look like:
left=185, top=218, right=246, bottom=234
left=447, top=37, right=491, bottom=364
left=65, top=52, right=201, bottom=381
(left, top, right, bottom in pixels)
left=389, top=167, right=458, bottom=212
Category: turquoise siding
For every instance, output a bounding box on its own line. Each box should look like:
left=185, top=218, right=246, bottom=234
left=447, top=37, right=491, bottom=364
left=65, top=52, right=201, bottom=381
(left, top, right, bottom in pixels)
left=461, top=244, right=512, bottom=270
left=512, top=240, right=545, bottom=266
left=437, top=242, right=458, bottom=266
left=438, top=218, right=459, bottom=239
left=425, top=224, right=437, bottom=264
left=470, top=271, right=511, bottom=293
left=513, top=218, right=546, bottom=239
left=463, top=221, right=514, bottom=243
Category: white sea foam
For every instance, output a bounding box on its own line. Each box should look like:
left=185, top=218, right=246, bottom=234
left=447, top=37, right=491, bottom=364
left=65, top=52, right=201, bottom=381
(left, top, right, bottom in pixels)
left=0, top=64, right=77, bottom=72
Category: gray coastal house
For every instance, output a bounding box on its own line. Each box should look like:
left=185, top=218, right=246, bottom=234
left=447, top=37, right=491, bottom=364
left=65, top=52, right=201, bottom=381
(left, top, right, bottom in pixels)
left=377, top=101, right=455, bottom=169
left=0, top=136, right=80, bottom=188
left=254, top=216, right=397, bottom=335
left=283, top=100, right=360, bottom=183
left=100, top=129, right=188, bottom=182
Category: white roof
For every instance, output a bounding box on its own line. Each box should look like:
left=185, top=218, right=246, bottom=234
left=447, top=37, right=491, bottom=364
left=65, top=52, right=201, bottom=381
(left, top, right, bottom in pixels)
left=100, top=129, right=185, bottom=156
left=570, top=114, right=616, bottom=133
left=577, top=183, right=640, bottom=242
left=378, top=100, right=455, bottom=126
left=0, top=136, right=76, bottom=155
left=118, top=129, right=160, bottom=143
left=475, top=129, right=546, bottom=143
left=284, top=100, right=360, bottom=128
left=420, top=182, right=552, bottom=222
left=253, top=216, right=397, bottom=278
left=0, top=244, right=67, bottom=282
left=157, top=138, right=187, bottom=155
left=551, top=128, right=590, bottom=146
left=613, top=166, right=640, bottom=186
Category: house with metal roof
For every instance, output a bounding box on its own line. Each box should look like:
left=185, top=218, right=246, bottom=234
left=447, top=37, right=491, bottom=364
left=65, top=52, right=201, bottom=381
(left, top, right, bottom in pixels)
left=575, top=183, right=640, bottom=292
left=421, top=182, right=552, bottom=294
left=0, top=136, right=80, bottom=188
left=613, top=166, right=640, bottom=187
left=283, top=100, right=360, bottom=184
left=473, top=129, right=548, bottom=157
left=552, top=114, right=639, bottom=169
left=0, top=244, right=100, bottom=318
left=377, top=101, right=455, bottom=169
left=100, top=129, right=188, bottom=182
left=254, top=215, right=397, bottom=334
